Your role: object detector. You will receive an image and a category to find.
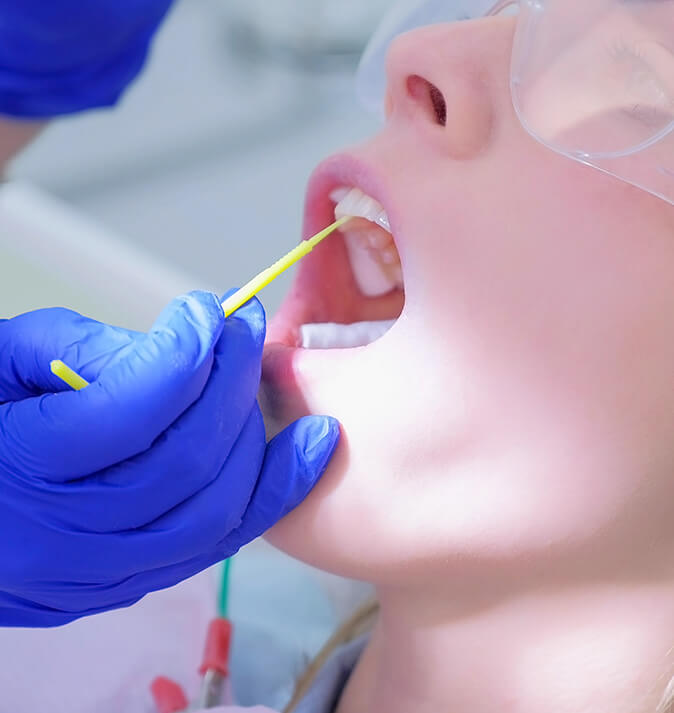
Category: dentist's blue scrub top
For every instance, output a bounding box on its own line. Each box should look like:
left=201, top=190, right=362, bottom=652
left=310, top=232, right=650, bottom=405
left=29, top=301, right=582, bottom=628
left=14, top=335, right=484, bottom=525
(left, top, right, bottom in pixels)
left=0, top=0, right=174, bottom=118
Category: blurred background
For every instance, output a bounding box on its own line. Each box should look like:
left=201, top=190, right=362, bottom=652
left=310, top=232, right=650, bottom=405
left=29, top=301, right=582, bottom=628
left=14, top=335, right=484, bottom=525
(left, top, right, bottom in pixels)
left=0, top=1, right=395, bottom=707
left=2, top=0, right=388, bottom=329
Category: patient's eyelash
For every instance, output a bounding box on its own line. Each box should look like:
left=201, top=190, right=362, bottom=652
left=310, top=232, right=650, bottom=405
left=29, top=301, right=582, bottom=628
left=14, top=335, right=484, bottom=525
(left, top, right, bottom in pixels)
left=608, top=37, right=672, bottom=125
left=609, top=37, right=648, bottom=65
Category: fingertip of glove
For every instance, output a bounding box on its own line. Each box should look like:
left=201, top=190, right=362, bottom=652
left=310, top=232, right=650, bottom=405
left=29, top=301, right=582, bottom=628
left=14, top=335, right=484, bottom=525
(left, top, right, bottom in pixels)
left=151, top=291, right=225, bottom=352
left=302, top=416, right=341, bottom=477
left=219, top=295, right=266, bottom=352
left=182, top=291, right=226, bottom=331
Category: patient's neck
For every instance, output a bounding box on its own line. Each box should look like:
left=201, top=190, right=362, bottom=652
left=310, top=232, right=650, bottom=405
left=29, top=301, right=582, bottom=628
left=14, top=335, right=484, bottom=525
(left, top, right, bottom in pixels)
left=336, top=579, right=674, bottom=713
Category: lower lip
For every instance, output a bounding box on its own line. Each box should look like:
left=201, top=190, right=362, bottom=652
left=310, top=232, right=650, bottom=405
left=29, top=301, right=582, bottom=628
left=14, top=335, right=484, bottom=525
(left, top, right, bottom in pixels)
left=262, top=342, right=297, bottom=388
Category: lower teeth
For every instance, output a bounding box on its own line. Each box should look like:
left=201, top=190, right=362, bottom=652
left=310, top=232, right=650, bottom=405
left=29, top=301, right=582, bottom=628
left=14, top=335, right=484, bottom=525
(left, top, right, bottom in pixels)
left=300, top=320, right=396, bottom=349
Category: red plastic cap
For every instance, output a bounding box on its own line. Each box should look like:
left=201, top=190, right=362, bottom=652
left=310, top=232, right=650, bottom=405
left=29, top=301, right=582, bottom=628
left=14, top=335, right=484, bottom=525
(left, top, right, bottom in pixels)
left=199, top=617, right=232, bottom=677
left=150, top=676, right=188, bottom=713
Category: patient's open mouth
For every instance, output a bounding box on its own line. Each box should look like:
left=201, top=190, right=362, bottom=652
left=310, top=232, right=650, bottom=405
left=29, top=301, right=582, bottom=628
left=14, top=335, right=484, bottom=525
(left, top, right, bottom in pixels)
left=261, top=161, right=406, bottom=423
left=293, top=185, right=405, bottom=350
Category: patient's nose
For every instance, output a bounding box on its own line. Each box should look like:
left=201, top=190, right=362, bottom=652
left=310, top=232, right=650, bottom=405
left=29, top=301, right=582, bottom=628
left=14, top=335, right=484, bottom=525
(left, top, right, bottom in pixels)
left=384, top=18, right=514, bottom=160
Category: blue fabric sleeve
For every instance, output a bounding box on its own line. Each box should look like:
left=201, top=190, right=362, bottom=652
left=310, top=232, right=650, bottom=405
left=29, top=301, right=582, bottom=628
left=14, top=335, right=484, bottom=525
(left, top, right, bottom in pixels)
left=0, top=0, right=174, bottom=118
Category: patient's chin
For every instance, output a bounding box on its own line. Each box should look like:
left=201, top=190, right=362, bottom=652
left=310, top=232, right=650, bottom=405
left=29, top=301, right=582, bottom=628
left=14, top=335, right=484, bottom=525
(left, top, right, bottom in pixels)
left=261, top=426, right=357, bottom=571
left=262, top=493, right=326, bottom=568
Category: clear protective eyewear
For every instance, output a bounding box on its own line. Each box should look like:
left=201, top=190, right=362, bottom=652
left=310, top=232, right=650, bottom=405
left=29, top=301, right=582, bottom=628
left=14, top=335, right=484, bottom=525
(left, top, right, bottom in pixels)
left=356, top=0, right=674, bottom=206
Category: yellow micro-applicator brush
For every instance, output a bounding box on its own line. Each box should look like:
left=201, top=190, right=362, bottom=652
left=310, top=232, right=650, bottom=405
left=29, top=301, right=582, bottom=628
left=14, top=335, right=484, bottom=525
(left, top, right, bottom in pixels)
left=50, top=216, right=352, bottom=391
left=220, top=215, right=350, bottom=317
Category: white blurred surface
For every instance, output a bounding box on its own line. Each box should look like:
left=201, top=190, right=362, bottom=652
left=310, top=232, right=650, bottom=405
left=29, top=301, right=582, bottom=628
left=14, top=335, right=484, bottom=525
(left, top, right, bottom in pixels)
left=0, top=182, right=200, bottom=329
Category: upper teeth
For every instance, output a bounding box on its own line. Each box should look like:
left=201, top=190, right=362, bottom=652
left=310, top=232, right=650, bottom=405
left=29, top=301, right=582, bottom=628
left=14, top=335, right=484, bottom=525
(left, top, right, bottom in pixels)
left=331, top=187, right=391, bottom=232
left=331, top=187, right=402, bottom=298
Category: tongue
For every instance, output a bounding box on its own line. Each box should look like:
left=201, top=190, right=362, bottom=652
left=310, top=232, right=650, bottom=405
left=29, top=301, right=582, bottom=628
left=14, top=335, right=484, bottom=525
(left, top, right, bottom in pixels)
left=299, top=320, right=396, bottom=349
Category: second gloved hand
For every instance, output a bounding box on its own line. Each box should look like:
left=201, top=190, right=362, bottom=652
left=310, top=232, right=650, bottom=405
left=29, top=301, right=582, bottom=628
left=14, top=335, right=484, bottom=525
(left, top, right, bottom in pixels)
left=0, top=0, right=175, bottom=117
left=0, top=292, right=339, bottom=627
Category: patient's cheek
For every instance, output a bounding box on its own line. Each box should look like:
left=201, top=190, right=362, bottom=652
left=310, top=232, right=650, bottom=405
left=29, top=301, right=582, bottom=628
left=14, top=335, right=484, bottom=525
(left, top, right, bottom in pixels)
left=264, top=93, right=674, bottom=579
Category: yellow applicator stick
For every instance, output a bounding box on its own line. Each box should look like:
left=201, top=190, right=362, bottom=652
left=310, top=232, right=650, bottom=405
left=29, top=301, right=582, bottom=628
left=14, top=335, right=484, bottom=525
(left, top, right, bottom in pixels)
left=51, top=216, right=352, bottom=391
left=220, top=215, right=351, bottom=317
left=50, top=359, right=91, bottom=391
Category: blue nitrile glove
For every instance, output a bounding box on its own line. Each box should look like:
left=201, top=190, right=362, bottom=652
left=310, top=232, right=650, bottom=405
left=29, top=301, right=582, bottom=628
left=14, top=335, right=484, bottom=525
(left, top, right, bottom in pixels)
left=0, top=0, right=174, bottom=117
left=0, top=292, right=339, bottom=627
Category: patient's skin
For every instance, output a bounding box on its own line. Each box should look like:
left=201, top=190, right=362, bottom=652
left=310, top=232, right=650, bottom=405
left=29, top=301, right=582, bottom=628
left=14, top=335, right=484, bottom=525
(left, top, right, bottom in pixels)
left=0, top=117, right=43, bottom=175
left=261, top=15, right=674, bottom=713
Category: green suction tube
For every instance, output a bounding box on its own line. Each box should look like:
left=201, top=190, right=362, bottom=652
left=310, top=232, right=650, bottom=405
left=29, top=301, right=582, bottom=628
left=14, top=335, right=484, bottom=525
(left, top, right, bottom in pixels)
left=218, top=558, right=232, bottom=619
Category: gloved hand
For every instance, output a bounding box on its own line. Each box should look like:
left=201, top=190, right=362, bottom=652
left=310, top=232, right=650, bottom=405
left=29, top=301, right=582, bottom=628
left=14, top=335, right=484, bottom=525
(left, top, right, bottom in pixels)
left=0, top=292, right=339, bottom=627
left=0, top=0, right=174, bottom=117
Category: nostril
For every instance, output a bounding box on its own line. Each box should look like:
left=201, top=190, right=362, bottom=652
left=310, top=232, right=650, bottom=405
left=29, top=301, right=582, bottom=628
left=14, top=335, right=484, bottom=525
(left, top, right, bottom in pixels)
left=429, top=84, right=447, bottom=126
left=406, top=75, right=447, bottom=127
